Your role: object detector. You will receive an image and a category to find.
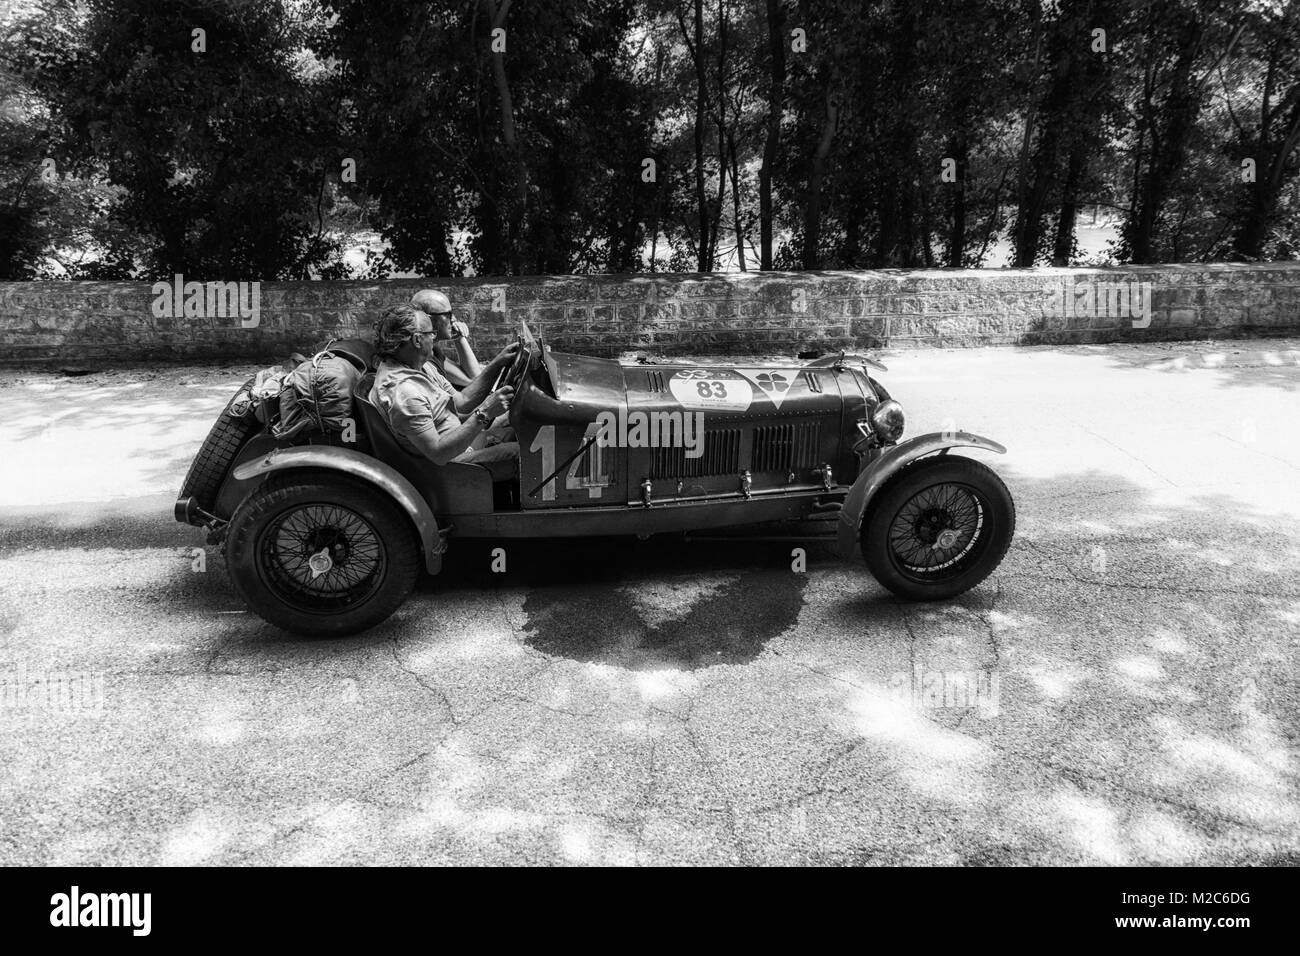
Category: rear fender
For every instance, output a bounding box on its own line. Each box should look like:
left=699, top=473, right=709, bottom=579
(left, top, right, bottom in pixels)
left=232, top=447, right=446, bottom=574
left=835, top=431, right=1007, bottom=559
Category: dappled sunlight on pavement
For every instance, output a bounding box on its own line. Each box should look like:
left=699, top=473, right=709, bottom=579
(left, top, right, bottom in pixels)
left=0, top=367, right=252, bottom=508
left=1, top=342, right=1298, bottom=865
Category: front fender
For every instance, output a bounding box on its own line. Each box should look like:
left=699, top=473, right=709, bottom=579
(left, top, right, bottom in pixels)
left=232, top=447, right=446, bottom=574
left=835, top=431, right=1007, bottom=559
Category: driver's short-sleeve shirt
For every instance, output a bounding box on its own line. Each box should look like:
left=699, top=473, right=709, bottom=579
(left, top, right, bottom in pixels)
left=370, top=359, right=459, bottom=455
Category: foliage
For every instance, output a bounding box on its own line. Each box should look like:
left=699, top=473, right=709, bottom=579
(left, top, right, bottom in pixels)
left=0, top=0, right=1296, bottom=278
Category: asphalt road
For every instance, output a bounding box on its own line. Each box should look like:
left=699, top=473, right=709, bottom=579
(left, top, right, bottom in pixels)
left=1, top=339, right=1298, bottom=866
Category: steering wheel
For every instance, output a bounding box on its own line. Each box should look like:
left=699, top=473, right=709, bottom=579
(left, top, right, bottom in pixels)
left=500, top=335, right=532, bottom=393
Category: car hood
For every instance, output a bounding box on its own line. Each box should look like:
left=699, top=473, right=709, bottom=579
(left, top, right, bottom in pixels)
left=543, top=350, right=859, bottom=424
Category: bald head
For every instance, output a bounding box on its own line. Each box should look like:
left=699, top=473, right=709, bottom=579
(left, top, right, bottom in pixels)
left=411, top=289, right=452, bottom=316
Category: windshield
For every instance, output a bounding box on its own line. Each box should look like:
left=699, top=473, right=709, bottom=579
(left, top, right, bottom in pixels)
left=518, top=317, right=538, bottom=351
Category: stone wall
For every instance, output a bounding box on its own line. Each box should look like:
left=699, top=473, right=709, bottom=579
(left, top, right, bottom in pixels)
left=2, top=262, right=1298, bottom=365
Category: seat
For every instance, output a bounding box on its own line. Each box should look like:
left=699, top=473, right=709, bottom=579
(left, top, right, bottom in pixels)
left=353, top=378, right=496, bottom=515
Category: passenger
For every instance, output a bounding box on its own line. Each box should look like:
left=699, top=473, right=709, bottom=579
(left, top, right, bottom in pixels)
left=369, top=304, right=520, bottom=481
left=411, top=289, right=480, bottom=388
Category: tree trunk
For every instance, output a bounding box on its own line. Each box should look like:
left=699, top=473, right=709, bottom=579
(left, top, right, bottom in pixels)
left=759, top=0, right=786, bottom=270
left=475, top=188, right=505, bottom=275
left=844, top=209, right=859, bottom=267
left=729, top=129, right=746, bottom=270
left=947, top=132, right=967, bottom=267
left=802, top=88, right=837, bottom=270
left=644, top=36, right=669, bottom=272
left=709, top=0, right=727, bottom=268
left=692, top=0, right=710, bottom=271
left=1052, top=147, right=1084, bottom=265
left=1126, top=18, right=1204, bottom=263
left=482, top=0, right=526, bottom=274
left=1233, top=84, right=1300, bottom=258
left=918, top=178, right=934, bottom=267
left=1013, top=16, right=1081, bottom=267
left=1010, top=16, right=1045, bottom=268
left=711, top=123, right=727, bottom=266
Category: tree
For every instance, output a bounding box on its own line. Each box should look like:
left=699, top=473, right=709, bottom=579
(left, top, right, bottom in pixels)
left=758, top=0, right=787, bottom=270
left=1115, top=0, right=1240, bottom=263
left=12, top=0, right=349, bottom=279
left=1224, top=0, right=1300, bottom=259
left=2, top=0, right=1296, bottom=278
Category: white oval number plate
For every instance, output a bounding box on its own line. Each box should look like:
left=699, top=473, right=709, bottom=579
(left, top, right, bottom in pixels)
left=668, top=368, right=752, bottom=412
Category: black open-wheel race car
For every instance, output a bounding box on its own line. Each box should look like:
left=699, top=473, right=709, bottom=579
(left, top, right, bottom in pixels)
left=175, top=321, right=1016, bottom=636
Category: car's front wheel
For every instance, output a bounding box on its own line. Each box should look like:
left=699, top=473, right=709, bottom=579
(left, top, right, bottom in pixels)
left=225, top=471, right=420, bottom=636
left=861, top=455, right=1015, bottom=601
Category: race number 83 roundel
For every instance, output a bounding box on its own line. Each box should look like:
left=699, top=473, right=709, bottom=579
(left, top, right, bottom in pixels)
left=668, top=369, right=752, bottom=412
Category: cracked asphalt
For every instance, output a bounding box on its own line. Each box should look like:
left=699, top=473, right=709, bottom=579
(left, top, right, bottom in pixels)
left=1, top=338, right=1298, bottom=866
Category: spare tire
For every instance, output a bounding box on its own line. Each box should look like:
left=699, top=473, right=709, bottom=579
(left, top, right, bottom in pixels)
left=178, top=376, right=260, bottom=512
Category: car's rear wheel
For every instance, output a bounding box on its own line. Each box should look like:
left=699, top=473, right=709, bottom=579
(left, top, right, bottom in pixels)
left=861, top=455, right=1014, bottom=601
left=225, top=471, right=420, bottom=636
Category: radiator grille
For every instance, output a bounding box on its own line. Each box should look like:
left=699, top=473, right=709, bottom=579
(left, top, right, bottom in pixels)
left=646, top=370, right=666, bottom=392
left=752, top=422, right=821, bottom=474
left=648, top=427, right=741, bottom=479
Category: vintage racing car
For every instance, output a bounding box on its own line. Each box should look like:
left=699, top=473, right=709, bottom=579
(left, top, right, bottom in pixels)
left=175, top=322, right=1015, bottom=635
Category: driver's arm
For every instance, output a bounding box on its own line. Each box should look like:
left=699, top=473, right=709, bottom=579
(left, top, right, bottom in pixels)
left=450, top=342, right=519, bottom=415
left=407, top=412, right=489, bottom=466
left=382, top=380, right=488, bottom=466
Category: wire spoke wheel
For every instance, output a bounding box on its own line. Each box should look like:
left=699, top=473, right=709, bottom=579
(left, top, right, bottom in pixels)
left=886, top=481, right=987, bottom=580
left=226, top=473, right=421, bottom=636
left=259, top=503, right=387, bottom=613
left=861, top=456, right=1015, bottom=601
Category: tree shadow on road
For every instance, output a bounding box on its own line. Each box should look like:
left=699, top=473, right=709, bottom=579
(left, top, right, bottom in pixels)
left=6, top=421, right=1300, bottom=864
left=787, top=464, right=1300, bottom=865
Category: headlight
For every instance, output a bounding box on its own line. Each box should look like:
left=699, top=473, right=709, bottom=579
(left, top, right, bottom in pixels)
left=870, top=400, right=905, bottom=443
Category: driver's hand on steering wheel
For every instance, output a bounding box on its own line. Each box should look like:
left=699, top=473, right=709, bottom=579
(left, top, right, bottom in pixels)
left=492, top=342, right=521, bottom=368
left=480, top=385, right=515, bottom=419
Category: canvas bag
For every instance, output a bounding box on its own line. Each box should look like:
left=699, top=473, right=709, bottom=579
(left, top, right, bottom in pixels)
left=273, top=339, right=373, bottom=439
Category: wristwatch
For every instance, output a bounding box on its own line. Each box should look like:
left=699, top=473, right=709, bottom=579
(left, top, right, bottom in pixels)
left=473, top=407, right=493, bottom=428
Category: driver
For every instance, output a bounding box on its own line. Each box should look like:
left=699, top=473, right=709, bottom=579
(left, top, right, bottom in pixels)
left=369, top=304, right=520, bottom=481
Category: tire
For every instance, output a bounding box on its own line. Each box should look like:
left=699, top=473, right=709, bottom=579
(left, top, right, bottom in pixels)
left=225, top=471, right=420, bottom=636
left=861, top=455, right=1015, bottom=601
left=179, top=376, right=260, bottom=512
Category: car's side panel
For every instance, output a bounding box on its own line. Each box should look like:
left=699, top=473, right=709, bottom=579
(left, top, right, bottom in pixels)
left=834, top=431, right=1009, bottom=559
left=452, top=488, right=836, bottom=538
left=514, top=353, right=868, bottom=510
left=622, top=364, right=849, bottom=502
left=519, top=419, right=625, bottom=507
left=512, top=362, right=627, bottom=509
